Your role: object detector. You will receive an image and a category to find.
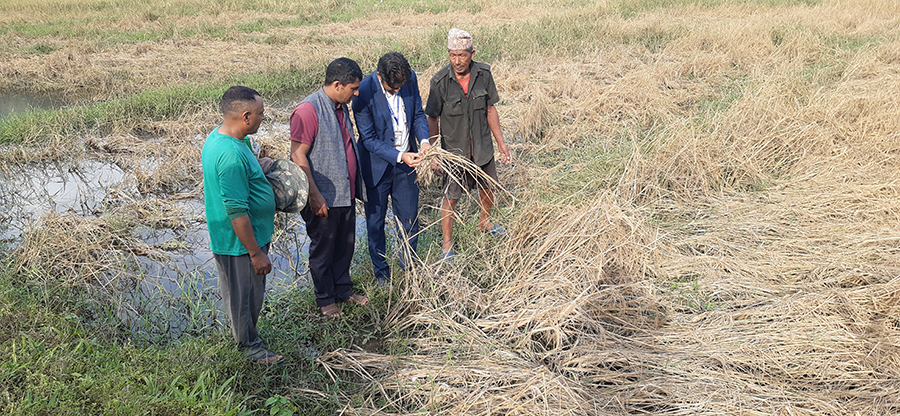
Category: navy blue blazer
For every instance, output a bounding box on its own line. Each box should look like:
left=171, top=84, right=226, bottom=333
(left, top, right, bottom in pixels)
left=352, top=70, right=430, bottom=186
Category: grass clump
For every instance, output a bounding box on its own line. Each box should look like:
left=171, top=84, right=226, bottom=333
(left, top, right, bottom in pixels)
left=13, top=212, right=164, bottom=286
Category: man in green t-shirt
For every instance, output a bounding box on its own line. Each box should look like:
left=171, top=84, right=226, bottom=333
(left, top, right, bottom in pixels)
left=201, top=86, right=281, bottom=365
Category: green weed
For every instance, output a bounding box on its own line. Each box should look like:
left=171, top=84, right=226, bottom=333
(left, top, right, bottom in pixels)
left=665, top=274, right=719, bottom=313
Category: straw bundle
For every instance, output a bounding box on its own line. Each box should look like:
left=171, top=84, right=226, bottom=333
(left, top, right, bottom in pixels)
left=415, top=144, right=514, bottom=207
left=414, top=145, right=484, bottom=187
left=319, top=193, right=660, bottom=414
left=319, top=349, right=611, bottom=415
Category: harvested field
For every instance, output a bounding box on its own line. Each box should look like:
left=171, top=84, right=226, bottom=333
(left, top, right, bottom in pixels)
left=2, top=0, right=900, bottom=414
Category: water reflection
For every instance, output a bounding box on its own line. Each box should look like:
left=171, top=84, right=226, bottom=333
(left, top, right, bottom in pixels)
left=0, top=159, right=126, bottom=240
left=0, top=156, right=374, bottom=288
left=0, top=92, right=67, bottom=119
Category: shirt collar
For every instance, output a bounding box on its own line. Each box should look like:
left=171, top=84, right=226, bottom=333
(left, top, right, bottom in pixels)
left=379, top=78, right=399, bottom=98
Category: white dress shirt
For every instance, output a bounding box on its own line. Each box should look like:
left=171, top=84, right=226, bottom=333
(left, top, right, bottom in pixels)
left=380, top=81, right=410, bottom=164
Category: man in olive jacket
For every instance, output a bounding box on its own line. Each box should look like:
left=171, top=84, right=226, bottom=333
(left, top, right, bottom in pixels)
left=425, top=28, right=513, bottom=261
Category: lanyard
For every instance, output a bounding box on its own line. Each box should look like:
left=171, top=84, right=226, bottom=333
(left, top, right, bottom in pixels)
left=386, top=93, right=402, bottom=129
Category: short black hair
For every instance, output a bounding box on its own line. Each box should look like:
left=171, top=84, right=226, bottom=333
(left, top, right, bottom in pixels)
left=220, top=86, right=260, bottom=116
left=377, top=52, right=411, bottom=87
left=324, top=57, right=363, bottom=86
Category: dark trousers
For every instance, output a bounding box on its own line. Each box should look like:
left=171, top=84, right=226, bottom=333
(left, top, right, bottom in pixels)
left=364, top=163, right=419, bottom=281
left=214, top=244, right=269, bottom=360
left=302, top=205, right=356, bottom=307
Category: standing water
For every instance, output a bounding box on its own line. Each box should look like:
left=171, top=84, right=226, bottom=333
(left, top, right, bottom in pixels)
left=0, top=92, right=67, bottom=119
left=0, top=117, right=382, bottom=340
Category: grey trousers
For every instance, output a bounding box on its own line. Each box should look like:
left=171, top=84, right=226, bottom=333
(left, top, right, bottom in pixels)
left=214, top=244, right=270, bottom=360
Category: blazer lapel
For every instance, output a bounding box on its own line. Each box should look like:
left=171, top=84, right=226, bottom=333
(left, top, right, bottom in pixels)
left=372, top=81, right=388, bottom=120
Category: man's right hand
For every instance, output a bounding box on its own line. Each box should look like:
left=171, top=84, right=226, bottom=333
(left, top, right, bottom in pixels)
left=250, top=251, right=272, bottom=276
left=291, top=142, right=328, bottom=217
left=309, top=192, right=329, bottom=217
left=230, top=214, right=272, bottom=276
left=401, top=152, right=422, bottom=168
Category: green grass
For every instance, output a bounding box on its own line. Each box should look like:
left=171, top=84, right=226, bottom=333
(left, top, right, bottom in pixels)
left=663, top=273, right=719, bottom=313
left=617, top=0, right=821, bottom=17
left=0, top=255, right=394, bottom=415
left=0, top=65, right=322, bottom=144
left=0, top=86, right=215, bottom=145
left=0, top=0, right=470, bottom=54
left=516, top=134, right=644, bottom=205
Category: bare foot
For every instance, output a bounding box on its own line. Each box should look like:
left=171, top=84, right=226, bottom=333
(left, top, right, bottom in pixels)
left=320, top=303, right=343, bottom=318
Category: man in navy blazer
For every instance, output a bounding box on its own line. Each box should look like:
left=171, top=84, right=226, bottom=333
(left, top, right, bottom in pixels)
left=352, top=52, right=431, bottom=286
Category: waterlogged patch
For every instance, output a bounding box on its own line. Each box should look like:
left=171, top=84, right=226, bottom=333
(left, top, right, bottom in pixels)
left=0, top=159, right=126, bottom=240
left=0, top=92, right=67, bottom=119
left=0, top=123, right=387, bottom=340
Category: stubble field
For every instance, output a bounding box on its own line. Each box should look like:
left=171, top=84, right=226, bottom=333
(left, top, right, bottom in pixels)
left=2, top=0, right=900, bottom=414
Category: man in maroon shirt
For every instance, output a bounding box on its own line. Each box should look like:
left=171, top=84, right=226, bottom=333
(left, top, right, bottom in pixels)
left=290, top=58, right=367, bottom=318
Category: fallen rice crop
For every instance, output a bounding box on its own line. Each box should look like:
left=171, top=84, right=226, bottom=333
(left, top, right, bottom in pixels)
left=3, top=0, right=900, bottom=414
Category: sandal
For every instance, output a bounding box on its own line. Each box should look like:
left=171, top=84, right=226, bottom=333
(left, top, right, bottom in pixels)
left=255, top=351, right=284, bottom=365
left=483, top=224, right=507, bottom=237
left=347, top=294, right=369, bottom=306
left=439, top=251, right=455, bottom=263
left=320, top=303, right=343, bottom=318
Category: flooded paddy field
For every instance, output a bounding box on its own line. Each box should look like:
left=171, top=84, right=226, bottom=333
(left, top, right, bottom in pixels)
left=0, top=118, right=369, bottom=339
left=0, top=154, right=313, bottom=281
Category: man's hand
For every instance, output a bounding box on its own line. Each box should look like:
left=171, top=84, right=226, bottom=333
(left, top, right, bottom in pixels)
left=309, top=192, right=329, bottom=217
left=417, top=141, right=433, bottom=171
left=486, top=105, right=511, bottom=165
left=291, top=141, right=328, bottom=217
left=249, top=251, right=272, bottom=276
left=498, top=142, right=512, bottom=165
left=230, top=214, right=271, bottom=275
left=401, top=152, right=422, bottom=168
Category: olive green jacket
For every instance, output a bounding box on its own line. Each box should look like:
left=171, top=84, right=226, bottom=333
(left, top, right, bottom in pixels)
left=425, top=61, right=500, bottom=166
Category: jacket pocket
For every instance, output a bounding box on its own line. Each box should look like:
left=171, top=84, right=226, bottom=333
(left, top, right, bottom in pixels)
left=471, top=88, right=488, bottom=110
left=445, top=94, right=464, bottom=117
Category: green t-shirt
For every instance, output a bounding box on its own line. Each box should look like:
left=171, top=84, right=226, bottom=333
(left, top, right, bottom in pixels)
left=201, top=127, right=275, bottom=256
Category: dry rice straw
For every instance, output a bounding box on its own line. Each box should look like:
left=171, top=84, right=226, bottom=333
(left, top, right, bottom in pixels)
left=415, top=139, right=515, bottom=208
